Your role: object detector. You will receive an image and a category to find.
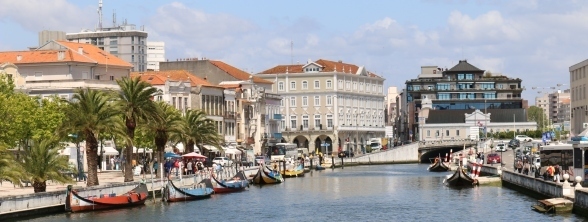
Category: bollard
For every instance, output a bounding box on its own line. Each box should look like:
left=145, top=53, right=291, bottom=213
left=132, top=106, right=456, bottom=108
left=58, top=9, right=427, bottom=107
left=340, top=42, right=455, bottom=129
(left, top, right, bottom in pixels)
left=340, top=155, right=344, bottom=169
left=310, top=157, right=313, bottom=170
left=282, top=160, right=286, bottom=181
left=331, top=154, right=335, bottom=169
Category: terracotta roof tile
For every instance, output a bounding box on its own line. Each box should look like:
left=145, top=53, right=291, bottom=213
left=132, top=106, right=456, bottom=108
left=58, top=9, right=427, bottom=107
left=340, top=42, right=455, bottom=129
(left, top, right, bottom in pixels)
left=131, top=70, right=214, bottom=87
left=209, top=60, right=272, bottom=84
left=0, top=40, right=132, bottom=68
left=257, top=59, right=382, bottom=78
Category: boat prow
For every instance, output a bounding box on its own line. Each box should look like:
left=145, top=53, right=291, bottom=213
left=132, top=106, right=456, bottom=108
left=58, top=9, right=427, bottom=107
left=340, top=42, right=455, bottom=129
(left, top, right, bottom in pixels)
left=65, top=183, right=148, bottom=212
left=444, top=168, right=477, bottom=188
left=252, top=166, right=283, bottom=184
left=428, top=160, right=450, bottom=172
left=210, top=171, right=249, bottom=193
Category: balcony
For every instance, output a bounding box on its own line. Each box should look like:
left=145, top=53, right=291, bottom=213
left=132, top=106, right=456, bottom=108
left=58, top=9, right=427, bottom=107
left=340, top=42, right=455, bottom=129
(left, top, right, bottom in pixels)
left=272, top=114, right=282, bottom=120
left=223, top=111, right=236, bottom=119
left=408, top=87, right=524, bottom=92
left=406, top=76, right=521, bottom=84
left=25, top=79, right=120, bottom=92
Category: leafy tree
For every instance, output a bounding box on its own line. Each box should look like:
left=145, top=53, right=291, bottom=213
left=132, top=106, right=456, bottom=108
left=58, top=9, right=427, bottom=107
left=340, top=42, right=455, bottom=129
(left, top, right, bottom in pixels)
left=115, top=77, right=159, bottom=182
left=19, top=137, right=73, bottom=193
left=528, top=106, right=547, bottom=131
left=62, top=88, right=120, bottom=186
left=177, top=109, right=221, bottom=154
left=144, top=102, right=184, bottom=164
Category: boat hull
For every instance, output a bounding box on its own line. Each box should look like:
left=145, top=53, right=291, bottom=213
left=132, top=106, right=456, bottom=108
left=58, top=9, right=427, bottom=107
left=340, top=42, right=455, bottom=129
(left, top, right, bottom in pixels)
left=428, top=161, right=450, bottom=172
left=444, top=168, right=476, bottom=188
left=210, top=172, right=249, bottom=194
left=65, top=183, right=148, bottom=213
left=252, top=167, right=283, bottom=184
left=164, top=180, right=214, bottom=202
left=532, top=198, right=573, bottom=214
left=281, top=164, right=305, bottom=178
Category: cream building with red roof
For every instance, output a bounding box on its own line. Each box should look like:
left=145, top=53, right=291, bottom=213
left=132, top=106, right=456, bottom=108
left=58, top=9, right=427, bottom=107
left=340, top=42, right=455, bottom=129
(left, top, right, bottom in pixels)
left=257, top=59, right=386, bottom=156
left=0, top=40, right=132, bottom=99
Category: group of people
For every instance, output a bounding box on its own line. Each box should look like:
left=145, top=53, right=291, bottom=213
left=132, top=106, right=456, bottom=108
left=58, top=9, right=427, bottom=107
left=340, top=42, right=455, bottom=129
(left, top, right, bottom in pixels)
left=161, top=158, right=206, bottom=179
left=514, top=159, right=532, bottom=175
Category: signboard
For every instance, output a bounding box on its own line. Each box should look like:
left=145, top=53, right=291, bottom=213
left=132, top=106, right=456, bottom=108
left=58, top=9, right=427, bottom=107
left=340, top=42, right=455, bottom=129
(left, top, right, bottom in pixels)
left=564, top=121, right=571, bottom=131
left=385, top=126, right=394, bottom=138
left=583, top=123, right=588, bottom=129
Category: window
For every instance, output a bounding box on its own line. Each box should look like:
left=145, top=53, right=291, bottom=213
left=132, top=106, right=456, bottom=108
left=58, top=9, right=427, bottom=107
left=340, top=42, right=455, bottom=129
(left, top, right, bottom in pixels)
left=456, top=130, right=460, bottom=136
left=314, top=96, right=320, bottom=106
left=327, top=80, right=332, bottom=89
left=303, top=116, right=309, bottom=129
left=302, top=81, right=308, bottom=89
left=327, top=115, right=333, bottom=128
left=110, top=76, right=114, bottom=81
left=290, top=97, right=296, bottom=106
left=314, top=115, right=321, bottom=128
left=281, top=120, right=286, bottom=130
left=172, top=97, right=176, bottom=108
left=338, top=80, right=343, bottom=89
left=302, top=96, right=308, bottom=106
left=132, top=55, right=135, bottom=62
left=184, top=98, right=188, bottom=110
left=346, top=81, right=351, bottom=90
left=437, top=93, right=450, bottom=100
left=437, top=83, right=450, bottom=90
left=278, top=82, right=284, bottom=91
left=479, top=83, right=494, bottom=89
left=435, top=130, right=439, bottom=137
left=427, top=130, right=430, bottom=136
left=326, top=96, right=332, bottom=106
left=280, top=99, right=284, bottom=107
left=290, top=116, right=297, bottom=129
left=353, top=82, right=357, bottom=90
left=484, top=93, right=496, bottom=99
left=290, top=81, right=296, bottom=90
left=413, top=85, right=421, bottom=91
left=314, top=80, right=320, bottom=89
left=446, top=130, right=449, bottom=136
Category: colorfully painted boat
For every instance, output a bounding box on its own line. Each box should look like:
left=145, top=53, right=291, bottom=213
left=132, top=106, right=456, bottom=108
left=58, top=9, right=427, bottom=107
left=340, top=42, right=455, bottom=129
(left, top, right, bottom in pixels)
left=210, top=171, right=249, bottom=193
left=443, top=167, right=477, bottom=188
left=281, top=164, right=305, bottom=178
left=428, top=159, right=450, bottom=172
left=163, top=179, right=214, bottom=202
left=65, top=183, right=148, bottom=212
left=252, top=166, right=283, bottom=184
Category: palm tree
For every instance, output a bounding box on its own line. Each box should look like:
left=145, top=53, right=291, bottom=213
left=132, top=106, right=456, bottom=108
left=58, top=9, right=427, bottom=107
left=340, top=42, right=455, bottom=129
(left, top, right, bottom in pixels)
left=63, top=88, right=120, bottom=186
left=145, top=102, right=184, bottom=165
left=19, top=137, right=73, bottom=193
left=180, top=109, right=222, bottom=154
left=0, top=142, right=22, bottom=186
left=115, top=77, right=159, bottom=182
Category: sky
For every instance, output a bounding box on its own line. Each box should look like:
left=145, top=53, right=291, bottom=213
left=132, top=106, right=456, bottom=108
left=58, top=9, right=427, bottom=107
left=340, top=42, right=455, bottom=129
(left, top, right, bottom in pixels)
left=0, top=0, right=584, bottom=103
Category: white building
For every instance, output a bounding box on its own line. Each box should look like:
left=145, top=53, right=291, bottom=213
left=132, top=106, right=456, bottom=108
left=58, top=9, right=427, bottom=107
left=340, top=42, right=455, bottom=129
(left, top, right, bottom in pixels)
left=147, top=42, right=165, bottom=71
left=386, top=86, right=398, bottom=126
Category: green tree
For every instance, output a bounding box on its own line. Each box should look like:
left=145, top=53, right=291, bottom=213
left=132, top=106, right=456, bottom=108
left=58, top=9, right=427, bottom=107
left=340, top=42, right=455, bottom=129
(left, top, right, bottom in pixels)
left=178, top=109, right=221, bottom=154
left=145, top=102, right=184, bottom=163
left=528, top=106, right=547, bottom=131
left=115, top=77, right=159, bottom=182
left=62, top=89, right=120, bottom=186
left=0, top=142, right=23, bottom=185
left=20, top=137, right=73, bottom=193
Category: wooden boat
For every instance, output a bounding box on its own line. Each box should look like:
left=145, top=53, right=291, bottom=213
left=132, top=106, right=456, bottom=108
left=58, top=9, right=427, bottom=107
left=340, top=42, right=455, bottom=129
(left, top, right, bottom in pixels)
left=428, top=158, right=449, bottom=172
left=532, top=198, right=573, bottom=213
left=65, top=183, right=148, bottom=212
left=281, top=164, right=305, bottom=178
left=443, top=167, right=477, bottom=187
left=252, top=166, right=283, bottom=184
left=210, top=171, right=249, bottom=193
left=163, top=179, right=214, bottom=202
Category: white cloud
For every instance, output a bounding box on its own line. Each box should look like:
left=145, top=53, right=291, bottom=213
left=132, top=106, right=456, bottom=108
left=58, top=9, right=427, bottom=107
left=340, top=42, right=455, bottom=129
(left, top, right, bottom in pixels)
left=0, top=0, right=93, bottom=32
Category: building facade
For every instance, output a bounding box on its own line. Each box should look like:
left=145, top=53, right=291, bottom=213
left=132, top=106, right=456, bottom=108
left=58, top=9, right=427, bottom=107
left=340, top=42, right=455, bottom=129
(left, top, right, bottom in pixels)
left=404, top=60, right=524, bottom=140
left=0, top=40, right=132, bottom=98
left=570, top=59, right=588, bottom=136
left=385, top=86, right=398, bottom=126
left=257, top=59, right=386, bottom=155
left=147, top=42, right=165, bottom=71
left=548, top=89, right=570, bottom=124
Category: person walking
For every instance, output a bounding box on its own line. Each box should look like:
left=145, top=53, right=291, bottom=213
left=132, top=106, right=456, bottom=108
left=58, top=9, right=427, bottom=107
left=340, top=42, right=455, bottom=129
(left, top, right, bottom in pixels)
left=187, top=160, right=193, bottom=175
left=164, top=159, right=172, bottom=180
left=153, top=159, right=159, bottom=175
left=523, top=160, right=530, bottom=175
left=554, top=164, right=561, bottom=183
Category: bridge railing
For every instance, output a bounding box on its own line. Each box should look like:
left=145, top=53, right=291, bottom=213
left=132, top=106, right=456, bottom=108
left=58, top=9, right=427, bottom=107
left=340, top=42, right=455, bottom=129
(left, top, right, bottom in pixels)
left=418, top=139, right=478, bottom=148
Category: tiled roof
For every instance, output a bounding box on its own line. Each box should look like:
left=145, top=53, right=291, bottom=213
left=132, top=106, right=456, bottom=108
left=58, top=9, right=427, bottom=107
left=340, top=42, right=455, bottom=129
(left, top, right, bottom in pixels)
left=0, top=41, right=132, bottom=68
left=209, top=60, right=272, bottom=84
left=130, top=70, right=214, bottom=87
left=446, top=60, right=483, bottom=72
left=257, top=59, right=381, bottom=77
left=426, top=109, right=527, bottom=124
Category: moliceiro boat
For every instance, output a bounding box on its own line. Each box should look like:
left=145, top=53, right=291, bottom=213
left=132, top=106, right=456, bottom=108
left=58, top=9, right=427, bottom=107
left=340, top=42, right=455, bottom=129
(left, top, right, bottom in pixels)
left=281, top=164, right=305, bottom=178
left=252, top=166, right=284, bottom=184
left=427, top=157, right=449, bottom=172
left=163, top=179, right=214, bottom=202
left=210, top=171, right=249, bottom=193
left=65, top=183, right=148, bottom=212
left=443, top=167, right=478, bottom=187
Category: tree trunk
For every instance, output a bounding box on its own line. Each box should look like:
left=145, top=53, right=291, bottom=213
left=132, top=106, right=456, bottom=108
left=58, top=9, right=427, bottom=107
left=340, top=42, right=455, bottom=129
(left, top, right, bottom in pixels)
left=187, top=140, right=195, bottom=153
left=32, top=180, right=46, bottom=193
left=124, top=123, right=136, bottom=182
left=86, top=134, right=99, bottom=186
left=154, top=133, right=167, bottom=167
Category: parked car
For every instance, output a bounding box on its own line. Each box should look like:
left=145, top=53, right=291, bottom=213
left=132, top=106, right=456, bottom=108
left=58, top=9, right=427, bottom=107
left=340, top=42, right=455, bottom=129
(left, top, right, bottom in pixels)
left=487, top=153, right=501, bottom=164
left=255, top=156, right=270, bottom=166
left=508, top=139, right=520, bottom=148
left=515, top=135, right=533, bottom=142
left=212, top=157, right=233, bottom=166
left=495, top=143, right=507, bottom=152
left=240, top=156, right=253, bottom=166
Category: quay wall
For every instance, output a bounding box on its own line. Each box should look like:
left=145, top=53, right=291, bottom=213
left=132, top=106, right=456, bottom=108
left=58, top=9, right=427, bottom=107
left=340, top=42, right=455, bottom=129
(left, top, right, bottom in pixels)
left=501, top=170, right=562, bottom=198
left=574, top=188, right=588, bottom=216
left=354, top=143, right=419, bottom=164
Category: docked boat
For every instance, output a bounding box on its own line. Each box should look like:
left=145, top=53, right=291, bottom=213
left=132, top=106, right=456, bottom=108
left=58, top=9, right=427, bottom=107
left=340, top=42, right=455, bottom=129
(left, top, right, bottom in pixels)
left=443, top=167, right=477, bottom=188
left=428, top=158, right=449, bottom=172
left=532, top=198, right=573, bottom=214
left=163, top=179, right=214, bottom=202
left=280, top=164, right=305, bottom=178
left=252, top=166, right=283, bottom=184
left=65, top=183, right=148, bottom=212
left=210, top=171, right=249, bottom=193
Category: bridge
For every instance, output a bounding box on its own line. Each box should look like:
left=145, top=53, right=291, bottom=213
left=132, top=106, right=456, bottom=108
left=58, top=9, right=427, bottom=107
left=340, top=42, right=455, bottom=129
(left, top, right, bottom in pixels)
left=418, top=139, right=490, bottom=163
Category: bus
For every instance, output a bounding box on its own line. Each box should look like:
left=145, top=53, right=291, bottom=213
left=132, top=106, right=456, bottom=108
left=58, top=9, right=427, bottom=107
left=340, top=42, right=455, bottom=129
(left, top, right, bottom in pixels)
left=267, top=143, right=297, bottom=162
left=539, top=143, right=573, bottom=172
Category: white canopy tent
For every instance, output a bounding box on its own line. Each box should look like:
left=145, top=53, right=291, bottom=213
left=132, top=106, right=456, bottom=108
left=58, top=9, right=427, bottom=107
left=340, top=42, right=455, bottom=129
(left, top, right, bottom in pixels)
left=98, top=146, right=119, bottom=155
left=132, top=147, right=153, bottom=154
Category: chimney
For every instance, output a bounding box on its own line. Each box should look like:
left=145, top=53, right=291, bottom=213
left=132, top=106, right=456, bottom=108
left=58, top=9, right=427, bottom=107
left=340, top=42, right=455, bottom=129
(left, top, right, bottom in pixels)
left=57, top=51, right=65, bottom=60
left=78, top=47, right=83, bottom=54
left=16, top=55, right=22, bottom=61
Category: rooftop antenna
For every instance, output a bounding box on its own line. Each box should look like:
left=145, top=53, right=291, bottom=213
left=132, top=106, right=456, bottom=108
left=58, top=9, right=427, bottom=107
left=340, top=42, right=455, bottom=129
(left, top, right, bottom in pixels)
left=97, top=0, right=103, bottom=31
left=290, top=40, right=293, bottom=65
left=113, top=9, right=116, bottom=27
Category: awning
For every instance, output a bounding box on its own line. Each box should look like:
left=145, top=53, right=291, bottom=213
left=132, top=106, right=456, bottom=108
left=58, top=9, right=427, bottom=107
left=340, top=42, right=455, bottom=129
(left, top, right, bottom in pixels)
left=224, top=148, right=242, bottom=155
left=98, top=146, right=119, bottom=156
left=202, top=145, right=220, bottom=153
left=164, top=152, right=181, bottom=158
left=133, top=147, right=153, bottom=153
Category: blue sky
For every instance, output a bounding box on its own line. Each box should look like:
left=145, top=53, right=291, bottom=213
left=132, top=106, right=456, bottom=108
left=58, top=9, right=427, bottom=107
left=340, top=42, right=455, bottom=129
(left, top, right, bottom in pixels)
left=0, top=0, right=584, bottom=102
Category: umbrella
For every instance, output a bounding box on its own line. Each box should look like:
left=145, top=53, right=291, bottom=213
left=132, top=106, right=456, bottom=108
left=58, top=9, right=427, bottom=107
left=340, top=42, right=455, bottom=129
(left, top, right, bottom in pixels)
left=182, top=152, right=207, bottom=158
left=164, top=152, right=181, bottom=158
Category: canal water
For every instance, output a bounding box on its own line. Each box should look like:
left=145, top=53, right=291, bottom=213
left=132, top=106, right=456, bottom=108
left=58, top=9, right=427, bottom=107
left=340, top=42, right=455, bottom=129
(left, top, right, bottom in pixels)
left=21, top=164, right=585, bottom=221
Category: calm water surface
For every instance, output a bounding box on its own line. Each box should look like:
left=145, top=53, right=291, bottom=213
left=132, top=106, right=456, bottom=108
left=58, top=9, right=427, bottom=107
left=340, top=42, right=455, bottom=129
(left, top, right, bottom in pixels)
left=21, top=164, right=586, bottom=222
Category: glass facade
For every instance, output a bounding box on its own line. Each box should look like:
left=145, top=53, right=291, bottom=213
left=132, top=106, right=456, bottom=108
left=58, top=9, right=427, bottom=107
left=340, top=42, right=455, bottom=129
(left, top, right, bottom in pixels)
left=437, top=83, right=450, bottom=90
left=437, top=93, right=450, bottom=100
left=432, top=101, right=522, bottom=110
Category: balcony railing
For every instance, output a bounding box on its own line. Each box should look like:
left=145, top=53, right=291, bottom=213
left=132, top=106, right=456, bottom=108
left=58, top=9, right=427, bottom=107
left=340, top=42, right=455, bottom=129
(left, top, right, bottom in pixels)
left=223, top=111, right=236, bottom=119
left=408, top=87, right=523, bottom=92
left=406, top=77, right=521, bottom=83
left=25, top=79, right=120, bottom=91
